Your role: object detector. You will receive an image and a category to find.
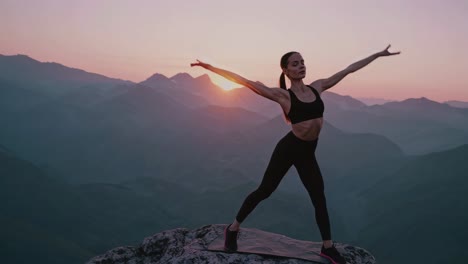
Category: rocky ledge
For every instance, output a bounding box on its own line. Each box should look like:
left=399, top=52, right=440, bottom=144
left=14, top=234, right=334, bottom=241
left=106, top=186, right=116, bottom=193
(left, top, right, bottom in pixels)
left=86, top=224, right=376, bottom=264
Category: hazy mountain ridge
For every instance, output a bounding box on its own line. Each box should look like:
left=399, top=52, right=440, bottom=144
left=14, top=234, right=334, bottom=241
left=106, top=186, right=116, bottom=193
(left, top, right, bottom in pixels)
left=357, top=144, right=468, bottom=264
left=0, top=54, right=132, bottom=86
left=0, top=146, right=234, bottom=262
left=0, top=54, right=405, bottom=188
left=0, top=77, right=60, bottom=126
left=0, top=148, right=193, bottom=263
left=377, top=97, right=468, bottom=121
left=143, top=70, right=279, bottom=117
left=0, top=54, right=134, bottom=120
left=4, top=54, right=466, bottom=156
left=356, top=97, right=396, bottom=105
left=444, top=99, right=468, bottom=108
left=136, top=65, right=468, bottom=156
left=0, top=148, right=93, bottom=264
left=324, top=96, right=468, bottom=154
left=2, top=54, right=468, bottom=264
left=0, top=148, right=362, bottom=263
left=2, top=54, right=463, bottom=192
left=1, top=54, right=464, bottom=190
left=321, top=92, right=367, bottom=110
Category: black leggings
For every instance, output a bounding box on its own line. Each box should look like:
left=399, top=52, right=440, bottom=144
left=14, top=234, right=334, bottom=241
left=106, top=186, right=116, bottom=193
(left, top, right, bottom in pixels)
left=235, top=131, right=331, bottom=240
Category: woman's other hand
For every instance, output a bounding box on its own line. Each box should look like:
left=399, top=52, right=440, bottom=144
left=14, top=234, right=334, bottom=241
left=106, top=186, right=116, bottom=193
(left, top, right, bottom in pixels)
left=190, top=59, right=211, bottom=69
left=378, top=44, right=401, bottom=57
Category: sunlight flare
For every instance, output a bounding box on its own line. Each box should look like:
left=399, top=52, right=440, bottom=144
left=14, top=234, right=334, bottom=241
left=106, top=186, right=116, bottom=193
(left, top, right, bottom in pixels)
left=208, top=73, right=242, bottom=91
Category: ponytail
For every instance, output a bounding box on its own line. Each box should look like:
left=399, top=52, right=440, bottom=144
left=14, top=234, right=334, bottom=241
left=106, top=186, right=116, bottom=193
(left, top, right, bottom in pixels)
left=278, top=72, right=291, bottom=123
left=279, top=51, right=298, bottom=124
left=279, top=72, right=287, bottom=90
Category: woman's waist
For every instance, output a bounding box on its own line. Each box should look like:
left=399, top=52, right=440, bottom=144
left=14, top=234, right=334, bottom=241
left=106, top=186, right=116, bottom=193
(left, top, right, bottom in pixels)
left=291, top=121, right=322, bottom=141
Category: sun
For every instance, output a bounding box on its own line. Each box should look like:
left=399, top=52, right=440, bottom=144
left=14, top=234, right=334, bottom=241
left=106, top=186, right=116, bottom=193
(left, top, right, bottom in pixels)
left=208, top=74, right=242, bottom=91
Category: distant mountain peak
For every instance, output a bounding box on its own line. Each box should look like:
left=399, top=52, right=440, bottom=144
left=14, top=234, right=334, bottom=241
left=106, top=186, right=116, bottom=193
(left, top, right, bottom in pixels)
left=193, top=74, right=215, bottom=88
left=380, top=96, right=457, bottom=114
left=0, top=54, right=39, bottom=64
left=0, top=53, right=133, bottom=85
left=356, top=96, right=395, bottom=106
left=144, top=73, right=170, bottom=82
left=169, top=72, right=194, bottom=85
left=139, top=73, right=176, bottom=89
left=401, top=97, right=439, bottom=106
left=195, top=73, right=210, bottom=82
left=1, top=54, right=32, bottom=59
left=170, top=72, right=193, bottom=80
left=410, top=96, right=431, bottom=102
left=321, top=91, right=367, bottom=110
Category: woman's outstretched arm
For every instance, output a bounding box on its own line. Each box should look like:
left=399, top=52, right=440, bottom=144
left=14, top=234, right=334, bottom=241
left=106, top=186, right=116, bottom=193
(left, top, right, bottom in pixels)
left=312, top=44, right=401, bottom=92
left=190, top=60, right=286, bottom=102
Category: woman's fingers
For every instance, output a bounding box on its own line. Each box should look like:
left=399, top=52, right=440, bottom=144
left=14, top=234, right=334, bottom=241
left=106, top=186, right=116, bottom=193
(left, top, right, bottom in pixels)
left=380, top=44, right=401, bottom=56
left=190, top=59, right=209, bottom=67
left=191, top=59, right=203, bottom=65
left=191, top=59, right=203, bottom=67
left=190, top=59, right=200, bottom=67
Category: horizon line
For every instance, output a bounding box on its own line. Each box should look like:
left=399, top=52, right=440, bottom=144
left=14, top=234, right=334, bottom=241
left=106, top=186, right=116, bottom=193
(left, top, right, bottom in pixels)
left=1, top=53, right=466, bottom=104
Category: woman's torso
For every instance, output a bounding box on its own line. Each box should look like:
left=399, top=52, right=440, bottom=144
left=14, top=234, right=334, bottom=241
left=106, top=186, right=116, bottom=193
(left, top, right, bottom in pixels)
left=279, top=85, right=324, bottom=141
left=290, top=117, right=323, bottom=141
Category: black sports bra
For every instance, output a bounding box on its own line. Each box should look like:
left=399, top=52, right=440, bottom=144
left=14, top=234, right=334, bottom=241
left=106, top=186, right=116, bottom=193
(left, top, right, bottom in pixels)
left=287, top=85, right=324, bottom=124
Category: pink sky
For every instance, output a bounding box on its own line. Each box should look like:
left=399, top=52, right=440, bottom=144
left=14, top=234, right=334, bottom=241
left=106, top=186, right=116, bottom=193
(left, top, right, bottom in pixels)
left=1, top=0, right=467, bottom=102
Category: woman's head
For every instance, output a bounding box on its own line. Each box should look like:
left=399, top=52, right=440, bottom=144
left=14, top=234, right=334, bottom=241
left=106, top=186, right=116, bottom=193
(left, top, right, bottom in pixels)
left=279, top=51, right=306, bottom=89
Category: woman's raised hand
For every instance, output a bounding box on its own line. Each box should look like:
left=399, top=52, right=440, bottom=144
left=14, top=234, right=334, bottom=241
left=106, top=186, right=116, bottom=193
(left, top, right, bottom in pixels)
left=190, top=59, right=211, bottom=69
left=378, top=44, right=401, bottom=57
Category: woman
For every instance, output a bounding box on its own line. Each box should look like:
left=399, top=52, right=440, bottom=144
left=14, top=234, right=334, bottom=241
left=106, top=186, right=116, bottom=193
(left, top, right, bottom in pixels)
left=191, top=45, right=400, bottom=264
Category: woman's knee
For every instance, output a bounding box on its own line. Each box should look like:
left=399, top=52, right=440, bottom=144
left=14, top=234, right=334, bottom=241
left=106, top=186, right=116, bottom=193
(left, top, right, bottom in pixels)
left=308, top=189, right=327, bottom=207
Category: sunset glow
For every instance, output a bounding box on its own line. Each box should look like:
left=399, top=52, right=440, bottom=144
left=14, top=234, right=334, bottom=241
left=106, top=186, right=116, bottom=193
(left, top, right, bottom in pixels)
left=1, top=0, right=467, bottom=102
left=208, top=74, right=242, bottom=91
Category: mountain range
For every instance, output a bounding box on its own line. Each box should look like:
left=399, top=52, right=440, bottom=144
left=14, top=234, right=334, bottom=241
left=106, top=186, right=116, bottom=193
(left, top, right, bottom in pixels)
left=1, top=54, right=467, bottom=264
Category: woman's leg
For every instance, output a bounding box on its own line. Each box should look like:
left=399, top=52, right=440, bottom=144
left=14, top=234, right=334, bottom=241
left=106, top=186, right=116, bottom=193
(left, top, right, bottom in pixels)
left=292, top=140, right=346, bottom=264
left=294, top=147, right=332, bottom=242
left=231, top=132, right=295, bottom=229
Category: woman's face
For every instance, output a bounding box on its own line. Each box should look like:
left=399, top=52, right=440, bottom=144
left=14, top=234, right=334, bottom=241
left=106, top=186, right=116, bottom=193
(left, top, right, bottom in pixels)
left=284, top=53, right=306, bottom=80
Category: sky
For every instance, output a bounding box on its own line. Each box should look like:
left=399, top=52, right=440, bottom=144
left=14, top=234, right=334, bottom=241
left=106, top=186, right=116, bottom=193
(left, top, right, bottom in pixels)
left=1, top=0, right=467, bottom=102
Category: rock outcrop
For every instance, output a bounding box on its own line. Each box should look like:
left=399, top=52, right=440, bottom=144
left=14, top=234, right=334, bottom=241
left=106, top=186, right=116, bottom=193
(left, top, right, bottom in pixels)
left=86, top=224, right=376, bottom=264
